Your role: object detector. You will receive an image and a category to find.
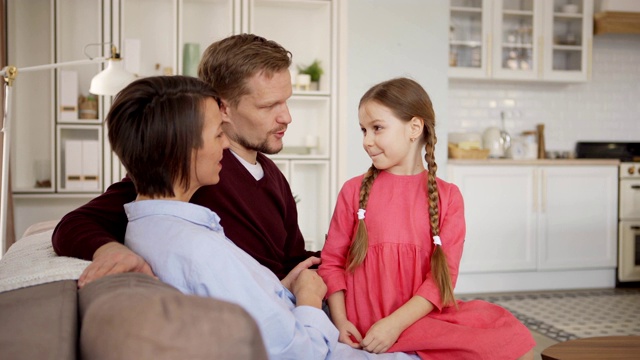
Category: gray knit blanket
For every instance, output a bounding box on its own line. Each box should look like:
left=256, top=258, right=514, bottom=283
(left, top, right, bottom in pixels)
left=0, top=229, right=90, bottom=293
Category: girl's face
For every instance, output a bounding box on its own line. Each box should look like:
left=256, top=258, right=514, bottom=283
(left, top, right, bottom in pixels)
left=192, top=98, right=230, bottom=188
left=358, top=101, right=424, bottom=175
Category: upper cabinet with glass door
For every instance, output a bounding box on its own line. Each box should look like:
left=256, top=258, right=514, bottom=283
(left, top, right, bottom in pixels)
left=449, top=0, right=491, bottom=79
left=491, top=0, right=540, bottom=80
left=449, top=0, right=593, bottom=82
left=542, top=0, right=593, bottom=82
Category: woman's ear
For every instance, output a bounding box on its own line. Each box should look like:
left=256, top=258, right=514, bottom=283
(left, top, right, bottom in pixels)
left=410, top=117, right=425, bottom=139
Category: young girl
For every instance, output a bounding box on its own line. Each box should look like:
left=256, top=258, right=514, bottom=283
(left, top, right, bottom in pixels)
left=318, top=78, right=535, bottom=360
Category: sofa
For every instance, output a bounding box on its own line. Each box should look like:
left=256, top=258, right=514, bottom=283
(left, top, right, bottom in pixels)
left=0, top=221, right=268, bottom=360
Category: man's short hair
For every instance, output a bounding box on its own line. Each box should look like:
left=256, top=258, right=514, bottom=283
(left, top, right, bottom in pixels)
left=198, top=34, right=292, bottom=107
left=106, top=76, right=219, bottom=198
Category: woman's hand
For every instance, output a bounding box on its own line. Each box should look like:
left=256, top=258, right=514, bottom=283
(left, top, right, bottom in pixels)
left=334, top=318, right=363, bottom=349
left=360, top=316, right=402, bottom=354
left=281, top=256, right=321, bottom=291
left=290, top=269, right=326, bottom=309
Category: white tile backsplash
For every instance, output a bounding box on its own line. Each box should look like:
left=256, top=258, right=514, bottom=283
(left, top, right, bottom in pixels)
left=448, top=35, right=640, bottom=153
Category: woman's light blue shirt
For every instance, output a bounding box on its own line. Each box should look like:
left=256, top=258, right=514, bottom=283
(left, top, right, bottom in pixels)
left=124, top=200, right=418, bottom=360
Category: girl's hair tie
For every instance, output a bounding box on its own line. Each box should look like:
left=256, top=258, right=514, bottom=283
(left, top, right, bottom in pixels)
left=433, top=235, right=442, bottom=246
left=357, top=208, right=366, bottom=220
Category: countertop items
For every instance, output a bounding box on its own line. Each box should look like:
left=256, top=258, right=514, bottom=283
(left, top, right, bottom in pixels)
left=448, top=158, right=620, bottom=166
left=536, top=124, right=546, bottom=159
left=448, top=132, right=483, bottom=149
left=448, top=132, right=489, bottom=159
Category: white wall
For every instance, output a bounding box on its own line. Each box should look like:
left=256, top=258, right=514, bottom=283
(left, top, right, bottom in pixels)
left=447, top=35, right=640, bottom=153
left=339, top=0, right=450, bottom=185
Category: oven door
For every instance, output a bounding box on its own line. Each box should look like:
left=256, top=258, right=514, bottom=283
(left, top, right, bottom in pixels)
left=619, top=221, right=640, bottom=282
left=619, top=178, right=640, bottom=219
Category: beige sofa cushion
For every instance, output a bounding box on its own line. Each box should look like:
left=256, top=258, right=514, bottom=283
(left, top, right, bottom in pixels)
left=0, top=280, right=78, bottom=360
left=80, top=273, right=268, bottom=360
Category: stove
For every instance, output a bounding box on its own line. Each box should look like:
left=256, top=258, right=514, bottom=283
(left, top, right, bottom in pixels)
left=576, top=142, right=640, bottom=283
left=576, top=142, right=640, bottom=161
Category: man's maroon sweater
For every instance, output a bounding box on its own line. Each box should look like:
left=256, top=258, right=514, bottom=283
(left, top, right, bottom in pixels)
left=52, top=149, right=319, bottom=279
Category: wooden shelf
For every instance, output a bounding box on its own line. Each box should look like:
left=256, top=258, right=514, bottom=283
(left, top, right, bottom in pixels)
left=594, top=11, right=640, bottom=35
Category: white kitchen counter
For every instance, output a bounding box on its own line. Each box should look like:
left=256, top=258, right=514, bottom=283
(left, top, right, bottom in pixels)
left=448, top=158, right=620, bottom=166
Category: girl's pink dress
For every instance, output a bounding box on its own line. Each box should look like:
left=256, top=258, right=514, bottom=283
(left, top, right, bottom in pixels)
left=319, top=171, right=535, bottom=360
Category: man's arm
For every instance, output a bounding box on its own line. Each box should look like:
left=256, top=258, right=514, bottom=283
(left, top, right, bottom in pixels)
left=52, top=178, right=136, bottom=259
left=52, top=178, right=153, bottom=287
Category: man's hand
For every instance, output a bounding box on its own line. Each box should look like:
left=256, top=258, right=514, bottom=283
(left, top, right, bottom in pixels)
left=281, top=256, right=321, bottom=291
left=361, top=316, right=402, bottom=354
left=290, top=269, right=326, bottom=309
left=78, top=242, right=155, bottom=288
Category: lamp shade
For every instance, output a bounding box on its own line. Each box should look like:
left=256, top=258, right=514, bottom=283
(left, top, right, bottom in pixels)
left=89, top=58, right=136, bottom=96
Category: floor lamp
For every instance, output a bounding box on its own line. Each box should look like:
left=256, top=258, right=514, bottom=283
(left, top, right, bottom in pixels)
left=0, top=45, right=136, bottom=256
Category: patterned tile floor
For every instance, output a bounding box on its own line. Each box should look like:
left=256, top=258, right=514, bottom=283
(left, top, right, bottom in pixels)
left=459, top=288, right=640, bottom=360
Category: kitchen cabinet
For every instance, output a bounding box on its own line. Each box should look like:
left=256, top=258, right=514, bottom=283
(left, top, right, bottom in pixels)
left=448, top=162, right=618, bottom=293
left=537, top=166, right=617, bottom=270
left=448, top=0, right=593, bottom=82
left=7, top=0, right=339, bottom=247
left=448, top=166, right=537, bottom=272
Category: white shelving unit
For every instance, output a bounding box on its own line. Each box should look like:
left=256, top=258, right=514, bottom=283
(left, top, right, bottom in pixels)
left=7, top=0, right=339, bottom=247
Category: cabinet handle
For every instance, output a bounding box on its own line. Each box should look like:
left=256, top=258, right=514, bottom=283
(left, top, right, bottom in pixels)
left=587, top=38, right=593, bottom=81
left=538, top=36, right=544, bottom=78
left=541, top=169, right=547, bottom=213
left=533, top=169, right=538, bottom=212
left=487, top=33, right=492, bottom=77
left=631, top=226, right=640, bottom=231
left=631, top=185, right=640, bottom=189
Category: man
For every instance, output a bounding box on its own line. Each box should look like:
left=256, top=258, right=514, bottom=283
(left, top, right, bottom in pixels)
left=52, top=34, right=319, bottom=287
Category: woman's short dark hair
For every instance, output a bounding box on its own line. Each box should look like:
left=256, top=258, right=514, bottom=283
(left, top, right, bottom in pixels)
left=106, top=75, right=219, bottom=198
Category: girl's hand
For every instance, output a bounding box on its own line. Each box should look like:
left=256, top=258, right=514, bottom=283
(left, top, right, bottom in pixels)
left=334, top=318, right=363, bottom=349
left=361, top=316, right=402, bottom=354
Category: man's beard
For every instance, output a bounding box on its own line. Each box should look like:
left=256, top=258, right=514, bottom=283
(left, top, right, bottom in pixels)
left=233, top=133, right=282, bottom=155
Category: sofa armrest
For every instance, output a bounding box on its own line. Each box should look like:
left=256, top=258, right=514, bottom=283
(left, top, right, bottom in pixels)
left=80, top=273, right=267, bottom=360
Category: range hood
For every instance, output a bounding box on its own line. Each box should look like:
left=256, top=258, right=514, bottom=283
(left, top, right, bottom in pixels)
left=594, top=0, right=640, bottom=35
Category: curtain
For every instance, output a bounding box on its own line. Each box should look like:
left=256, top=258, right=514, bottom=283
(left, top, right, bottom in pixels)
left=1, top=0, right=17, bottom=251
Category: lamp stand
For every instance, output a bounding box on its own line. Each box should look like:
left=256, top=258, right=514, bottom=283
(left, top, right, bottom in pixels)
left=1, top=67, right=16, bottom=253
left=0, top=47, right=135, bottom=256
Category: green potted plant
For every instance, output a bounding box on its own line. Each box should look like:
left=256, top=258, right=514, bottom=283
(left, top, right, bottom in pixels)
left=297, top=60, right=324, bottom=90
